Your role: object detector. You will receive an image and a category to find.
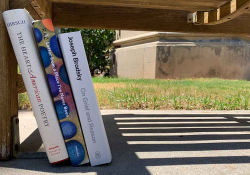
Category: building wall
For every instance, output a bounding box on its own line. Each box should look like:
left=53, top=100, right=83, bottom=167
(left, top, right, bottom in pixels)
left=111, top=43, right=156, bottom=79
left=116, top=30, right=149, bottom=40
left=112, top=31, right=250, bottom=80
left=156, top=41, right=250, bottom=80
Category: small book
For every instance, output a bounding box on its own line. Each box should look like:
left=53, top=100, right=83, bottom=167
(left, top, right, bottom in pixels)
left=2, top=9, right=69, bottom=164
left=32, top=19, right=89, bottom=166
left=58, top=31, right=112, bottom=166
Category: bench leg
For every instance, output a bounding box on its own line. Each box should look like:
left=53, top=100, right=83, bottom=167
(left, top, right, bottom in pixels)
left=0, top=0, right=18, bottom=160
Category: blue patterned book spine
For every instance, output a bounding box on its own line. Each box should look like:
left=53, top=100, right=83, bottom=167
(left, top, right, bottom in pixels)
left=33, top=19, right=89, bottom=166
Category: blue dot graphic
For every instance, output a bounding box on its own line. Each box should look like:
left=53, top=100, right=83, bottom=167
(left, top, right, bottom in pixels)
left=34, top=28, right=42, bottom=43
left=66, top=140, right=85, bottom=166
left=59, top=65, right=69, bottom=85
left=50, top=35, right=62, bottom=58
left=39, top=47, right=51, bottom=68
left=61, top=121, right=77, bottom=140
left=55, top=100, right=70, bottom=120
left=47, top=74, right=59, bottom=97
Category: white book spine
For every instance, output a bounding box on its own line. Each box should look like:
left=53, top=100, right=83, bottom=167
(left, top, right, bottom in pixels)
left=3, top=9, right=69, bottom=164
left=58, top=31, right=112, bottom=166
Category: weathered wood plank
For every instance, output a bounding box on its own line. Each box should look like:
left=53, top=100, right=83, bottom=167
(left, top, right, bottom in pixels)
left=8, top=0, right=250, bottom=35
left=10, top=47, right=19, bottom=157
left=48, top=0, right=229, bottom=12
left=0, top=0, right=18, bottom=160
left=10, top=0, right=32, bottom=9
left=17, top=74, right=26, bottom=94
left=52, top=3, right=250, bottom=36
left=195, top=0, right=250, bottom=25
left=30, top=0, right=52, bottom=19
left=10, top=0, right=47, bottom=20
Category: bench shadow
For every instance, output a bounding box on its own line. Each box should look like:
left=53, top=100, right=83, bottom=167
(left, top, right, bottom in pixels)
left=20, top=128, right=43, bottom=153
left=1, top=113, right=250, bottom=174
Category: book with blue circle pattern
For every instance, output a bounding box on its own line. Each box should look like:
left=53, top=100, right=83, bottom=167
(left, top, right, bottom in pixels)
left=33, top=19, right=89, bottom=166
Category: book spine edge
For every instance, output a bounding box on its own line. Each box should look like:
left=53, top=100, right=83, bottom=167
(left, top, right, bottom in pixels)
left=33, top=19, right=90, bottom=166
left=2, top=9, right=69, bottom=164
left=58, top=31, right=112, bottom=166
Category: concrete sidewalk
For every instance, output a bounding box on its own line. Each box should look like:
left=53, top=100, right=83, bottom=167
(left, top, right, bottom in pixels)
left=1, top=110, right=250, bottom=175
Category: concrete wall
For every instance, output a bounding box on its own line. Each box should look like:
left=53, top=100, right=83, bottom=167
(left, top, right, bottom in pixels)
left=112, top=31, right=250, bottom=80
left=111, top=43, right=156, bottom=79
left=116, top=30, right=149, bottom=40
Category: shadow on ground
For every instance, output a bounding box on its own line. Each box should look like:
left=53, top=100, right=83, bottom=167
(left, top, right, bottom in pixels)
left=2, top=113, right=250, bottom=174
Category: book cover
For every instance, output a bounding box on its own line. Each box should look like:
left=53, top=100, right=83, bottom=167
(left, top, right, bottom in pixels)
left=2, top=9, right=69, bottom=164
left=32, top=19, right=89, bottom=166
left=58, top=31, right=112, bottom=166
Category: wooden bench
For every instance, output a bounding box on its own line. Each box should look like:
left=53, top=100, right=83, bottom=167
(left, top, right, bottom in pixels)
left=1, top=0, right=250, bottom=160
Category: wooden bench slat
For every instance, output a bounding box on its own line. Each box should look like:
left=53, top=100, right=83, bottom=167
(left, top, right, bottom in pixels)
left=0, top=0, right=18, bottom=159
left=194, top=0, right=250, bottom=25
left=17, top=74, right=26, bottom=94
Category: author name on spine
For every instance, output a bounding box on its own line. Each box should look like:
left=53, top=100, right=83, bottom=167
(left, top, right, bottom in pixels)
left=68, top=36, right=96, bottom=144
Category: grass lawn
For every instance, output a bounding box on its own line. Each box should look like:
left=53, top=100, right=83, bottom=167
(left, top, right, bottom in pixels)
left=19, top=78, right=250, bottom=110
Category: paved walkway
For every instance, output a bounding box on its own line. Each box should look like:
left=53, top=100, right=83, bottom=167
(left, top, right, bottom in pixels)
left=1, top=110, right=250, bottom=175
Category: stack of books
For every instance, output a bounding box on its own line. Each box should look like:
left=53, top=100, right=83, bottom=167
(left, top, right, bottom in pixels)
left=2, top=9, right=112, bottom=166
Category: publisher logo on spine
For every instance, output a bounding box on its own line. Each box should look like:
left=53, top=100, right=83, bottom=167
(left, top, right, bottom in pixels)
left=95, top=151, right=101, bottom=159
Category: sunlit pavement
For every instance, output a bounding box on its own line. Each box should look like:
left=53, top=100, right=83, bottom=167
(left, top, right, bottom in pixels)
left=1, top=110, right=250, bottom=175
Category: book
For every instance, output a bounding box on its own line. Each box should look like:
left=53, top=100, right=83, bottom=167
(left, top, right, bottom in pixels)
left=2, top=9, right=69, bottom=164
left=58, top=31, right=112, bottom=166
left=32, top=19, right=89, bottom=166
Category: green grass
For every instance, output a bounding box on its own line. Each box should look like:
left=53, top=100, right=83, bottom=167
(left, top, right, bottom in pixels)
left=93, top=77, right=250, bottom=110
left=18, top=93, right=31, bottom=110
left=19, top=78, right=250, bottom=110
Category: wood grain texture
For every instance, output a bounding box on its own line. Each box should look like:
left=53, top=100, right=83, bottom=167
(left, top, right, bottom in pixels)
left=10, top=0, right=32, bottom=9
left=0, top=0, right=18, bottom=160
left=30, top=0, right=52, bottom=19
left=10, top=47, right=18, bottom=158
left=17, top=74, right=26, bottom=94
left=52, top=3, right=250, bottom=35
left=10, top=0, right=46, bottom=20
left=48, top=0, right=230, bottom=12
left=195, top=0, right=250, bottom=25
left=9, top=0, right=250, bottom=34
